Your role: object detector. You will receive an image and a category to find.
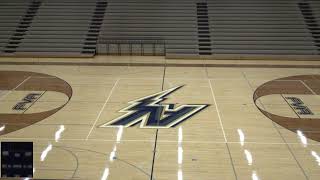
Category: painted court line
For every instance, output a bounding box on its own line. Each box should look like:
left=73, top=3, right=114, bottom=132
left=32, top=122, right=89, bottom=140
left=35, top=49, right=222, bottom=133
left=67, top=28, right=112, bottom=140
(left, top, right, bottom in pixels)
left=2, top=137, right=320, bottom=145
left=97, top=77, right=318, bottom=82
left=12, top=76, right=31, bottom=90
left=208, top=79, right=227, bottom=143
left=0, top=76, right=31, bottom=101
left=85, top=79, right=119, bottom=140
left=299, top=80, right=317, bottom=95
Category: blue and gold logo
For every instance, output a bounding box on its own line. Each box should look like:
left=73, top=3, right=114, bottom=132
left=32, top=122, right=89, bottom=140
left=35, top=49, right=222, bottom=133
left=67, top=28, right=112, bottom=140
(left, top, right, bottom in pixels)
left=100, top=86, right=208, bottom=128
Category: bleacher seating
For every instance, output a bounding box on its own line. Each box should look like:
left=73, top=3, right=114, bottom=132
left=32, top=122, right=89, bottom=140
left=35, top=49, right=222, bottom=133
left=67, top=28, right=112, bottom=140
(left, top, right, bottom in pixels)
left=97, top=0, right=199, bottom=57
left=207, top=0, right=319, bottom=56
left=309, top=0, right=320, bottom=52
left=0, top=0, right=107, bottom=57
left=0, top=1, right=29, bottom=53
left=98, top=0, right=320, bottom=58
left=0, top=0, right=319, bottom=59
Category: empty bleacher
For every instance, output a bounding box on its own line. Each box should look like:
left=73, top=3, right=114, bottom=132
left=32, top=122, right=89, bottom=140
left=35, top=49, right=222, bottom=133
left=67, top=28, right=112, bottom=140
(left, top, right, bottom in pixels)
left=0, top=1, right=29, bottom=53
left=207, top=0, right=319, bottom=56
left=0, top=0, right=107, bottom=57
left=308, top=0, right=320, bottom=52
left=97, top=0, right=320, bottom=59
left=0, top=0, right=319, bottom=59
left=97, top=0, right=198, bottom=57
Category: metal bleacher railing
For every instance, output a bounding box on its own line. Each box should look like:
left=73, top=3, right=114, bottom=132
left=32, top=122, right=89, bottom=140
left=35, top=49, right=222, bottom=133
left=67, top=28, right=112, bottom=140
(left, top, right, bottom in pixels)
left=98, top=0, right=198, bottom=58
left=97, top=38, right=166, bottom=56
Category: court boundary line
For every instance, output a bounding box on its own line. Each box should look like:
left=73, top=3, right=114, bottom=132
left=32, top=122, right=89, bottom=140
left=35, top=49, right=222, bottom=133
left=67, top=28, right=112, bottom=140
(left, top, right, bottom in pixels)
left=208, top=80, right=227, bottom=143
left=2, top=137, right=320, bottom=145
left=206, top=65, right=238, bottom=180
left=85, top=79, right=119, bottom=140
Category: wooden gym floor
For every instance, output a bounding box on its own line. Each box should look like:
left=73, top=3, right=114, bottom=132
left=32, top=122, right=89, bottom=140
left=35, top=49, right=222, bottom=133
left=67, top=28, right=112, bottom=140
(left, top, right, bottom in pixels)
left=0, top=56, right=320, bottom=180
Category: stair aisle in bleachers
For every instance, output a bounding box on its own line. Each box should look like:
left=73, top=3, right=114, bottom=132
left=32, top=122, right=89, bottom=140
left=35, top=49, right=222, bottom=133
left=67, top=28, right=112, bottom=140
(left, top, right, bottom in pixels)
left=0, top=0, right=107, bottom=57
left=0, top=0, right=30, bottom=54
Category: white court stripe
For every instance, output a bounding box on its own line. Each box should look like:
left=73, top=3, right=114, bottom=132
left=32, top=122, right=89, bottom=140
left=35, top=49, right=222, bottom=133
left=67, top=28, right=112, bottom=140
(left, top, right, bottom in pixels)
left=0, top=76, right=31, bottom=101
left=119, top=77, right=312, bottom=81
left=12, top=76, right=31, bottom=90
left=116, top=126, right=124, bottom=143
left=300, top=80, right=317, bottom=95
left=208, top=79, right=227, bottom=142
left=86, top=79, right=119, bottom=140
left=2, top=137, right=320, bottom=145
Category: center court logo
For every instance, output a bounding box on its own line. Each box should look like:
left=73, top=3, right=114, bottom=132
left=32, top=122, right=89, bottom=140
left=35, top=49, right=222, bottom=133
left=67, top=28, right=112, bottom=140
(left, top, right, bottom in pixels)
left=100, top=86, right=209, bottom=128
left=0, top=71, right=72, bottom=136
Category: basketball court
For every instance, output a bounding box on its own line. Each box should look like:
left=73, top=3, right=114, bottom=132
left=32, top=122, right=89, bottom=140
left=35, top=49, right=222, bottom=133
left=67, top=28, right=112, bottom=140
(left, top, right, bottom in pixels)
left=0, top=57, right=319, bottom=180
